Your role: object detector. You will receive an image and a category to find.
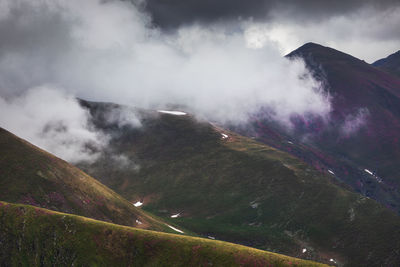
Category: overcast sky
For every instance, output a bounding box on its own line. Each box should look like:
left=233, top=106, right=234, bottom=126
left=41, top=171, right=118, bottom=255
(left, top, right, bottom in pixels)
left=141, top=0, right=400, bottom=62
left=0, top=0, right=398, bottom=162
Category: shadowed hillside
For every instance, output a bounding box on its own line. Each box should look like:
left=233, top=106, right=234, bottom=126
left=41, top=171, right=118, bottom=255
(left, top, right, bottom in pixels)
left=77, top=100, right=400, bottom=266
left=0, top=201, right=326, bottom=267
left=373, top=50, right=400, bottom=78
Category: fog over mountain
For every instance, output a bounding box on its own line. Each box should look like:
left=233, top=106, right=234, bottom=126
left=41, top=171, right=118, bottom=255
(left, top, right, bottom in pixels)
left=0, top=0, right=399, bottom=162
left=0, top=0, right=332, bottom=161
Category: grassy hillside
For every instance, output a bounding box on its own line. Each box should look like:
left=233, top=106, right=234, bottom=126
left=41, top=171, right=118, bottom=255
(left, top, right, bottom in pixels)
left=0, top=201, right=326, bottom=267
left=78, top=101, right=400, bottom=266
left=0, top=127, right=171, bottom=232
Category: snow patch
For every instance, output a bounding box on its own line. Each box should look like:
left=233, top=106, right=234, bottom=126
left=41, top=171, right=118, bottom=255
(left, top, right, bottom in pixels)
left=221, top=133, right=229, bottom=139
left=250, top=202, right=259, bottom=209
left=171, top=213, right=180, bottom=218
left=302, top=248, right=307, bottom=253
left=364, top=169, right=373, bottom=175
left=328, top=170, right=335, bottom=175
left=166, top=224, right=184, bottom=233
left=287, top=141, right=294, bottom=144
left=208, top=236, right=215, bottom=240
left=330, top=258, right=337, bottom=264
left=136, top=219, right=142, bottom=225
left=133, top=201, right=143, bottom=207
left=157, top=110, right=187, bottom=116
left=364, top=169, right=383, bottom=183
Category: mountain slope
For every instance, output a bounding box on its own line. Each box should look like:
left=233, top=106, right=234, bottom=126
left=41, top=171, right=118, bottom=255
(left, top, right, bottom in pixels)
left=78, top=100, right=400, bottom=266
left=0, top=127, right=170, bottom=232
left=0, top=201, right=326, bottom=267
left=237, top=43, right=400, bottom=214
left=373, top=50, right=400, bottom=78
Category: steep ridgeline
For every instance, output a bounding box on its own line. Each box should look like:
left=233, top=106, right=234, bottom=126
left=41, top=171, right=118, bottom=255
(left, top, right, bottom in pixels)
left=232, top=43, right=400, bottom=215
left=78, top=100, right=400, bottom=266
left=0, top=127, right=170, bottom=232
left=0, top=201, right=325, bottom=267
left=373, top=50, right=400, bottom=78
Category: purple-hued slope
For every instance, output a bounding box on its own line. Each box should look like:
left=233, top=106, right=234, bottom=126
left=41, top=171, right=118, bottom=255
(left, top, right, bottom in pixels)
left=373, top=50, right=400, bottom=78
left=235, top=43, right=400, bottom=212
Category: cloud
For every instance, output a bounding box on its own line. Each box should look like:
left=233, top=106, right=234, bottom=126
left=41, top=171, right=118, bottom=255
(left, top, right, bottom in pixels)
left=140, top=0, right=400, bottom=62
left=103, top=105, right=142, bottom=128
left=110, top=154, right=140, bottom=170
left=244, top=6, right=400, bottom=62
left=0, top=0, right=332, bottom=160
left=340, top=108, right=370, bottom=137
left=141, top=0, right=399, bottom=30
left=0, top=0, right=330, bottom=119
left=0, top=87, right=108, bottom=163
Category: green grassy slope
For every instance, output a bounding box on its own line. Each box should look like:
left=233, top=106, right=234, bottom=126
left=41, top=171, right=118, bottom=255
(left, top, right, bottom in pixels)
left=79, top=102, right=400, bottom=266
left=0, top=201, right=327, bottom=267
left=0, top=127, right=171, bottom=232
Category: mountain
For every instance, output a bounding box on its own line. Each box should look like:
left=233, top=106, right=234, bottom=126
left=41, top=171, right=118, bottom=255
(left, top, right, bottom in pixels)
left=0, top=201, right=325, bottom=267
left=77, top=100, right=400, bottom=266
left=0, top=127, right=170, bottom=232
left=373, top=50, right=400, bottom=78
left=234, top=43, right=400, bottom=215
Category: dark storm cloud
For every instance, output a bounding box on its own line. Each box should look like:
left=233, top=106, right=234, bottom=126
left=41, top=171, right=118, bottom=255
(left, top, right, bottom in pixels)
left=140, top=0, right=272, bottom=29
left=141, top=0, right=400, bottom=29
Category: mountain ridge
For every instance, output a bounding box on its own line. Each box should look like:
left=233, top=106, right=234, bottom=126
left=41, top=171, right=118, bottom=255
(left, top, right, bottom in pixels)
left=373, top=50, right=400, bottom=78
left=0, top=126, right=171, bottom=232
left=237, top=42, right=400, bottom=216
left=0, top=201, right=326, bottom=267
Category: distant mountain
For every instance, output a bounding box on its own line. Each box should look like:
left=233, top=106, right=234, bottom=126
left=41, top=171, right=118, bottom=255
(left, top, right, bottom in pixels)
left=77, top=100, right=400, bottom=266
left=373, top=50, right=400, bottom=78
left=0, top=201, right=325, bottom=267
left=0, top=127, right=169, bottom=232
left=234, top=43, right=400, bottom=215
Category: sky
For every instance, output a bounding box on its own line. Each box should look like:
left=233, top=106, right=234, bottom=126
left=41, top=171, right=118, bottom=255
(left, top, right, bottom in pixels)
left=141, top=0, right=400, bottom=62
left=0, top=0, right=398, bottom=162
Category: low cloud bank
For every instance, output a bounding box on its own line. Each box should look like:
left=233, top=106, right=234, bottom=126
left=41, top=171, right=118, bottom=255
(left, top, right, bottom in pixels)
left=0, top=0, right=331, bottom=161
left=0, top=87, right=107, bottom=162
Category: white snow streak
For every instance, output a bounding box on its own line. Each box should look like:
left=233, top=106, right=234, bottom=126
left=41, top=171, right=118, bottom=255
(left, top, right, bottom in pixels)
left=157, top=110, right=187, bottom=116
left=166, top=224, right=184, bottom=233
left=364, top=169, right=373, bottom=175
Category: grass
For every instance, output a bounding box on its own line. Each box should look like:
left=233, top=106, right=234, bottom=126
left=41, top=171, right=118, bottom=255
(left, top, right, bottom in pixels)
left=77, top=102, right=400, bottom=266
left=0, top=201, right=327, bottom=267
left=0, top=127, right=174, bottom=233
